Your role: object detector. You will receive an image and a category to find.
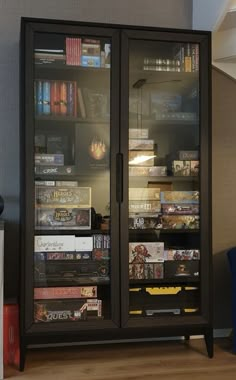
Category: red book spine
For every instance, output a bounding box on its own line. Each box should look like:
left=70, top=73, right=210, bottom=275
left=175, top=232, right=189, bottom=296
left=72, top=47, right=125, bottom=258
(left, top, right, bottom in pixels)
left=60, top=81, right=67, bottom=115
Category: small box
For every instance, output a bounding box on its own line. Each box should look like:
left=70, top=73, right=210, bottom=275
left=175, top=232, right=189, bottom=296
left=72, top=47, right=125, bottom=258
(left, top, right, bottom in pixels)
left=75, top=237, right=93, bottom=251
left=129, top=242, right=164, bottom=263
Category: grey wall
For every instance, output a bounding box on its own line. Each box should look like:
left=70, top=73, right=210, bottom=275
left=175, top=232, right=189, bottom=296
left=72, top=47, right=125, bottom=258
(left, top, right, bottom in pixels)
left=212, top=67, right=236, bottom=329
left=0, top=0, right=192, bottom=299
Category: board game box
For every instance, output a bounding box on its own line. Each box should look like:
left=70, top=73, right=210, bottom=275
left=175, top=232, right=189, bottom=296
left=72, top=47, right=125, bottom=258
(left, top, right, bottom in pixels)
left=164, top=260, right=199, bottom=279
left=35, top=207, right=91, bottom=230
left=129, top=188, right=160, bottom=201
left=34, top=286, right=97, bottom=299
left=160, top=191, right=199, bottom=204
left=34, top=235, right=75, bottom=252
left=161, top=204, right=199, bottom=215
left=162, top=215, right=199, bottom=229
left=129, top=200, right=161, bottom=214
left=35, top=186, right=91, bottom=207
left=129, top=242, right=164, bottom=263
left=129, top=166, right=167, bottom=177
left=128, top=216, right=162, bottom=230
left=164, top=249, right=200, bottom=260
left=34, top=299, right=102, bottom=322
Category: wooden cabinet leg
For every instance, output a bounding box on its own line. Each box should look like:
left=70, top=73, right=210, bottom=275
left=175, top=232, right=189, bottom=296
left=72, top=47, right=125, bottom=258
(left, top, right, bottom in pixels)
left=204, top=328, right=214, bottom=358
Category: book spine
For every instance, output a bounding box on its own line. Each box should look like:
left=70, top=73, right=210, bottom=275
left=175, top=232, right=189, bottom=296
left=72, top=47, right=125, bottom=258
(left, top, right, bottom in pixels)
left=50, top=81, right=60, bottom=115
left=67, top=81, right=74, bottom=116
left=36, top=80, right=43, bottom=115
left=60, top=81, right=67, bottom=115
left=42, top=81, right=51, bottom=115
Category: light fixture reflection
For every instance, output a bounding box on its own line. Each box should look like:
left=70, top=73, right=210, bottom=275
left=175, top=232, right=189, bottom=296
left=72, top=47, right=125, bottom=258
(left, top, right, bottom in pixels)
left=129, top=155, right=156, bottom=165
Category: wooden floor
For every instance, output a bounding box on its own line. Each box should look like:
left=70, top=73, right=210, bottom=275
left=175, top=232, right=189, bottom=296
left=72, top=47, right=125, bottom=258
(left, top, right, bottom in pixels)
left=4, top=338, right=236, bottom=380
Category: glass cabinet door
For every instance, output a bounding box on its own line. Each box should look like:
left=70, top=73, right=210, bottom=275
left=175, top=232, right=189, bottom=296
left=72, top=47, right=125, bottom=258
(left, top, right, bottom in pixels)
left=32, top=29, right=117, bottom=326
left=127, top=39, right=200, bottom=320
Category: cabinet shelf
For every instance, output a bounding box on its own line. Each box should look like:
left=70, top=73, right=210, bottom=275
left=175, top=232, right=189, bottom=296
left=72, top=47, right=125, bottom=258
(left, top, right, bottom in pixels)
left=35, top=116, right=109, bottom=123
left=129, top=278, right=200, bottom=285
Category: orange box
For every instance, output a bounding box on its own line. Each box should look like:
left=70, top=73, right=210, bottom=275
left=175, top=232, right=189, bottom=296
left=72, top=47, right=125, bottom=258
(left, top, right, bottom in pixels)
left=3, top=304, right=20, bottom=368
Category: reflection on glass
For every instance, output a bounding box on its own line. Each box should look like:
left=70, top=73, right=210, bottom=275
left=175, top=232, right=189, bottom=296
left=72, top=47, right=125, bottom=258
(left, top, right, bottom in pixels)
left=33, top=33, right=111, bottom=323
left=128, top=40, right=200, bottom=319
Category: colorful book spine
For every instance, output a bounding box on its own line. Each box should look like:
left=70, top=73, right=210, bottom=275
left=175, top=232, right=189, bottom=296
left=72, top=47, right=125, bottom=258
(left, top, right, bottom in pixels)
left=50, top=81, right=60, bottom=115
left=36, top=80, right=43, bottom=115
left=42, top=81, right=50, bottom=114
left=60, top=81, right=67, bottom=115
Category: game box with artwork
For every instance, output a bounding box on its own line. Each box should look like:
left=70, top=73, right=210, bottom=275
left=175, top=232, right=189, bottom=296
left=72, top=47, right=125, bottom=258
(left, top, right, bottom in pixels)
left=162, top=215, right=200, bottom=229
left=35, top=186, right=91, bottom=208
left=35, top=207, right=91, bottom=229
left=164, top=260, right=199, bottom=279
left=129, top=242, right=164, bottom=263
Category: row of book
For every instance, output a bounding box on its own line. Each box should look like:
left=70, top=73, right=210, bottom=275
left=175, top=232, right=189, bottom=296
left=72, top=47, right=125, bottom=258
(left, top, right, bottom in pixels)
left=143, top=43, right=199, bottom=73
left=35, top=38, right=111, bottom=69
left=35, top=80, right=110, bottom=119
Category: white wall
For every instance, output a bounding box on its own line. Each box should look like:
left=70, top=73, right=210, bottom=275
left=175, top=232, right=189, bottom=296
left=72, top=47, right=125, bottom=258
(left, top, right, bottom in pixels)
left=192, top=0, right=230, bottom=31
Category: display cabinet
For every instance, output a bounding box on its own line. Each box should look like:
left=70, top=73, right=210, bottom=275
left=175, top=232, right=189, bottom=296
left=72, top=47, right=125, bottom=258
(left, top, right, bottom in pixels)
left=20, top=17, right=212, bottom=369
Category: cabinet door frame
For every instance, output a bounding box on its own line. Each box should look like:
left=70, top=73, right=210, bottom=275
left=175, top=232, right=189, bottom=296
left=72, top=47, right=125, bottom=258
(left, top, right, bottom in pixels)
left=120, top=28, right=212, bottom=329
left=20, top=19, right=121, bottom=335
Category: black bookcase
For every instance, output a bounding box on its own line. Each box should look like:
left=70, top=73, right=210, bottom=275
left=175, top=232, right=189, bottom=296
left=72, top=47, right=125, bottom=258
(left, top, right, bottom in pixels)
left=20, top=17, right=212, bottom=370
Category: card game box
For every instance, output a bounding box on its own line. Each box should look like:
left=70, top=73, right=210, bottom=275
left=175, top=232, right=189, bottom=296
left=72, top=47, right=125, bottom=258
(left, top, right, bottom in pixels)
left=129, top=188, right=160, bottom=201
left=35, top=186, right=91, bottom=207
left=92, top=234, right=110, bottom=249
left=162, top=215, right=200, bottom=229
left=92, top=249, right=110, bottom=260
left=129, top=128, right=149, bottom=139
left=35, top=165, right=77, bottom=176
left=160, top=191, right=199, bottom=204
left=129, top=216, right=162, bottom=230
left=34, top=299, right=102, bottom=322
left=75, top=236, right=93, bottom=251
left=35, top=153, right=64, bottom=166
left=129, top=166, right=167, bottom=177
left=34, top=286, right=97, bottom=299
left=172, top=160, right=191, bottom=176
left=129, top=151, right=155, bottom=166
left=34, top=235, right=75, bottom=252
left=164, top=260, right=199, bottom=279
left=179, top=150, right=199, bottom=160
left=129, top=200, right=161, bottom=214
left=164, top=249, right=200, bottom=260
left=129, top=242, right=164, bottom=263
left=35, top=207, right=91, bottom=230
left=129, top=139, right=154, bottom=150
left=190, top=160, right=199, bottom=176
left=35, top=252, right=92, bottom=261
left=161, top=204, right=199, bottom=215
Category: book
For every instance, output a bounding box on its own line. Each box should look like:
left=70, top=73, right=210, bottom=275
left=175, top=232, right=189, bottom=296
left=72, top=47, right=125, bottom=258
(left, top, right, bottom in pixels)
left=50, top=81, right=61, bottom=115
left=42, top=81, right=50, bottom=114
left=77, top=88, right=86, bottom=119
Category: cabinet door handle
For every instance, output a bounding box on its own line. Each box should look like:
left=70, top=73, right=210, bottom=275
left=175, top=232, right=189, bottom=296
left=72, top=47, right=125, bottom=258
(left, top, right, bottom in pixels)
left=116, top=153, right=123, bottom=203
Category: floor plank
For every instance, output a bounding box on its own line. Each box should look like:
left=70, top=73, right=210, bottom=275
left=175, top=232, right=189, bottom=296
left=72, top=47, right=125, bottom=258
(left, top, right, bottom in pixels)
left=4, top=338, right=236, bottom=380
